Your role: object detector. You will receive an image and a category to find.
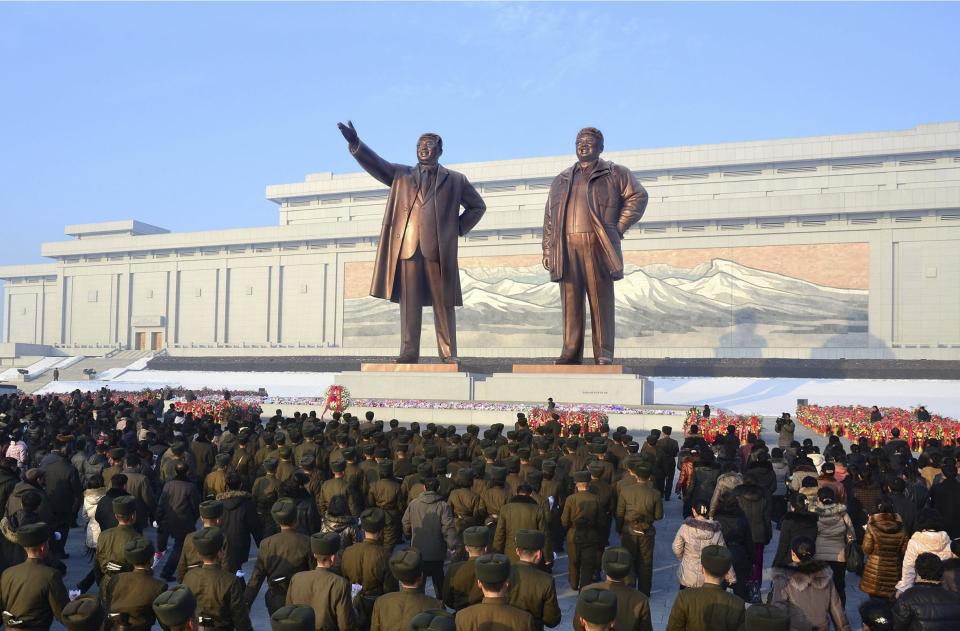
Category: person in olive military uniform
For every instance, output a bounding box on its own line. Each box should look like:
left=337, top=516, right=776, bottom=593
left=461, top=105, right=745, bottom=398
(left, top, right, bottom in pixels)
left=447, top=468, right=480, bottom=539
left=244, top=498, right=315, bottom=614
left=285, top=532, right=355, bottom=631
left=0, top=523, right=69, bottom=630
left=493, top=483, right=547, bottom=564
left=506, top=530, right=561, bottom=631
left=152, top=585, right=198, bottom=631
left=270, top=605, right=316, bottom=631
left=366, top=460, right=403, bottom=550
left=575, top=547, right=653, bottom=631
left=478, top=466, right=509, bottom=530
left=318, top=460, right=351, bottom=516
left=370, top=548, right=441, bottom=631
left=61, top=594, right=106, bottom=631
left=252, top=458, right=283, bottom=540
left=341, top=507, right=399, bottom=630
left=615, top=461, right=663, bottom=595
left=561, top=471, right=602, bottom=591
left=109, top=537, right=168, bottom=631
left=442, top=525, right=488, bottom=611
left=409, top=609, right=455, bottom=631
left=574, top=588, right=618, bottom=631
left=181, top=527, right=253, bottom=631
left=95, top=496, right=141, bottom=605
left=455, top=553, right=535, bottom=631
left=666, top=545, right=746, bottom=631
left=176, top=500, right=229, bottom=582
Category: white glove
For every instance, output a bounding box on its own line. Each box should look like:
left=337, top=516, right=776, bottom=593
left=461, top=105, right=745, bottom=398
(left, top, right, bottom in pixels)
left=153, top=521, right=159, bottom=529
left=235, top=570, right=245, bottom=579
left=69, top=589, right=81, bottom=601
left=54, top=531, right=62, bottom=541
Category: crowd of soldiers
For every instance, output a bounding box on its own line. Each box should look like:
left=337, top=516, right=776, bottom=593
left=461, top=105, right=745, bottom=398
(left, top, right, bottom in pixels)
left=0, top=389, right=959, bottom=631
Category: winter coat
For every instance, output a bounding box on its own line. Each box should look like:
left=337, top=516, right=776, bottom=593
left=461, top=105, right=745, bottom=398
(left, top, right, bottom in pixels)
left=771, top=460, right=790, bottom=497
left=217, top=489, right=261, bottom=572
left=942, top=558, right=960, bottom=593
left=745, top=461, right=777, bottom=498
left=777, top=418, right=795, bottom=449
left=860, top=512, right=908, bottom=598
left=848, top=478, right=881, bottom=536
left=896, top=530, right=955, bottom=594
left=773, top=512, right=818, bottom=567
left=892, top=583, right=960, bottom=631
left=0, top=466, right=18, bottom=518
left=714, top=496, right=754, bottom=572
left=889, top=492, right=918, bottom=536
left=812, top=502, right=854, bottom=562
left=5, top=481, right=53, bottom=525
left=401, top=490, right=458, bottom=562
left=671, top=517, right=730, bottom=588
left=928, top=477, right=960, bottom=539
left=689, top=463, right=720, bottom=507
left=156, top=479, right=201, bottom=538
left=80, top=453, right=107, bottom=484
left=710, top=472, right=743, bottom=516
left=770, top=563, right=851, bottom=631
left=80, top=487, right=106, bottom=549
left=320, top=512, right=360, bottom=572
left=733, top=483, right=772, bottom=545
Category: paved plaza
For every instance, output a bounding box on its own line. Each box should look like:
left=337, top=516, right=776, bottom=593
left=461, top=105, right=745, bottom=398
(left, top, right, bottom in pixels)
left=51, top=419, right=868, bottom=631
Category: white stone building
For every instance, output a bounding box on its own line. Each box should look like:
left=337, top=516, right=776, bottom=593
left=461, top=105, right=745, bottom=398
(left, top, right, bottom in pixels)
left=2, top=122, right=959, bottom=360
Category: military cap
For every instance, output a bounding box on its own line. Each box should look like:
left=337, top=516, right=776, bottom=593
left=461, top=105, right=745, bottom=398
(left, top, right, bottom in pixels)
left=587, top=461, right=604, bottom=476
left=16, top=522, right=49, bottom=547
left=113, top=495, right=137, bottom=517
left=409, top=609, right=455, bottom=631
left=573, top=470, right=591, bottom=484
left=488, top=465, right=507, bottom=481
left=467, top=424, right=479, bottom=435
left=541, top=459, right=557, bottom=473
left=330, top=459, right=346, bottom=473
left=455, top=468, right=474, bottom=487
left=299, top=454, right=316, bottom=468
left=602, top=546, right=632, bottom=580
left=568, top=425, right=581, bottom=435
left=271, top=498, right=298, bottom=525
left=199, top=499, right=224, bottom=520
left=492, top=423, right=504, bottom=433
left=310, top=532, right=340, bottom=556
left=417, top=462, right=433, bottom=477
left=517, top=448, right=531, bottom=459
left=390, top=548, right=423, bottom=583
left=109, top=447, right=127, bottom=460
left=395, top=442, right=409, bottom=453
left=577, top=588, right=617, bottom=625
left=474, top=553, right=511, bottom=583
left=483, top=429, right=497, bottom=441
left=170, top=442, right=186, bottom=455
left=193, top=527, right=224, bottom=556
left=360, top=507, right=386, bottom=533
left=278, top=446, right=293, bottom=459
left=152, top=586, right=197, bottom=627
left=263, top=457, right=279, bottom=472
left=745, top=604, right=790, bottom=631
left=482, top=446, right=498, bottom=460
left=515, top=529, right=544, bottom=551
left=378, top=460, right=394, bottom=476
left=124, top=536, right=155, bottom=566
left=342, top=447, right=356, bottom=460
left=588, top=442, right=604, bottom=454
left=526, top=470, right=543, bottom=487
left=270, top=605, right=316, bottom=631
left=362, top=444, right=376, bottom=456
left=463, top=526, right=490, bottom=548
left=24, top=468, right=43, bottom=483
left=375, top=447, right=391, bottom=459
left=630, top=461, right=653, bottom=478
left=61, top=595, right=105, bottom=631
left=701, top=544, right=733, bottom=576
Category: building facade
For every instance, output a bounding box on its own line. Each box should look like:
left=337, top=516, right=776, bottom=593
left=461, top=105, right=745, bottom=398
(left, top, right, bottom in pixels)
left=2, top=122, right=960, bottom=359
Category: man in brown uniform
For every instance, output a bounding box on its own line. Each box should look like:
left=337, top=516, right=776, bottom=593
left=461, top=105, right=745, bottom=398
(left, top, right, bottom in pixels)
left=455, top=553, right=535, bottom=631
left=666, top=546, right=746, bottom=631
left=0, top=523, right=69, bottom=630
left=252, top=458, right=282, bottom=540
left=447, top=469, right=480, bottom=538
left=203, top=453, right=231, bottom=498
left=615, top=462, right=663, bottom=595
left=542, top=126, right=647, bottom=365
left=95, top=496, right=140, bottom=605
left=270, top=605, right=316, bottom=631
left=442, top=526, right=488, bottom=611
left=493, top=483, right=546, bottom=564
left=61, top=595, right=106, bottom=631
left=366, top=460, right=402, bottom=550
left=574, top=588, right=618, bottom=631
left=244, top=498, right=315, bottom=614
left=506, top=530, right=561, bottom=631
left=109, top=537, right=168, bottom=630
left=151, top=585, right=198, bottom=631
left=286, top=532, right=355, bottom=631
left=561, top=471, right=602, bottom=591
left=575, top=547, right=653, bottom=631
left=317, top=460, right=350, bottom=516
left=181, top=527, right=252, bottom=631
left=176, top=500, right=229, bottom=583
left=369, top=549, right=441, bottom=631
left=340, top=508, right=398, bottom=630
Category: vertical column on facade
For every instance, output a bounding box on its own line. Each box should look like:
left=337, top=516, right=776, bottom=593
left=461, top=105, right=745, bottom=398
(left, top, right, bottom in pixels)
left=269, top=258, right=282, bottom=344
left=169, top=269, right=180, bottom=346
left=1, top=288, right=9, bottom=343
left=871, top=228, right=896, bottom=351
left=118, top=269, right=132, bottom=350
left=216, top=263, right=229, bottom=344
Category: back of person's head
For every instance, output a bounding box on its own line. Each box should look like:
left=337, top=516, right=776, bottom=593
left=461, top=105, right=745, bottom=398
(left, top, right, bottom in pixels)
left=327, top=495, right=348, bottom=517
left=112, top=473, right=128, bottom=489
left=789, top=493, right=808, bottom=513
left=691, top=500, right=710, bottom=518
left=225, top=472, right=242, bottom=491
left=916, top=508, right=946, bottom=533
left=875, top=498, right=895, bottom=515
left=817, top=486, right=836, bottom=505
left=423, top=477, right=440, bottom=493
left=174, top=462, right=189, bottom=480
left=85, top=473, right=104, bottom=490
left=859, top=599, right=894, bottom=631
left=790, top=536, right=816, bottom=564
left=915, top=552, right=944, bottom=582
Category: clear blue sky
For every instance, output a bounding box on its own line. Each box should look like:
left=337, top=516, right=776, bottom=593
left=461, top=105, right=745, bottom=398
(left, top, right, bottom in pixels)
left=1, top=1, right=958, bottom=267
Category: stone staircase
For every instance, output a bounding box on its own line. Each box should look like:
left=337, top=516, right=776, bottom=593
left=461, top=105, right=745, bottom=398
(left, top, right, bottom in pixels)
left=21, top=350, right=155, bottom=393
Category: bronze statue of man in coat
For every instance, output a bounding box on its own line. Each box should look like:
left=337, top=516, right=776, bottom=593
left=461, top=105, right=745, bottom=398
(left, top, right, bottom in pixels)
left=542, top=127, right=648, bottom=364
left=338, top=121, right=486, bottom=363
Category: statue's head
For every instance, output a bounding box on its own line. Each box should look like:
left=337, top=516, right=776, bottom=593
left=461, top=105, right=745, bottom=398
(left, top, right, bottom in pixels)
left=417, top=133, right=443, bottom=166
left=576, top=127, right=604, bottom=162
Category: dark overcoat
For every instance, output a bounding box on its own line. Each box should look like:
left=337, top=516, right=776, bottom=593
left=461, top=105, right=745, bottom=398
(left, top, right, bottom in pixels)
left=349, top=141, right=486, bottom=307
left=542, top=159, right=647, bottom=282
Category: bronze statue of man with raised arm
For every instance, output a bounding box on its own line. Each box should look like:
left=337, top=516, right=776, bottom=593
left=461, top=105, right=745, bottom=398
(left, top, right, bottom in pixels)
left=338, top=121, right=486, bottom=363
left=542, top=127, right=648, bottom=365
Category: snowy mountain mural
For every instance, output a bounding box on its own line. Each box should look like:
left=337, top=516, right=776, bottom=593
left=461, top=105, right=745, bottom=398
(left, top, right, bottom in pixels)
left=342, top=257, right=869, bottom=350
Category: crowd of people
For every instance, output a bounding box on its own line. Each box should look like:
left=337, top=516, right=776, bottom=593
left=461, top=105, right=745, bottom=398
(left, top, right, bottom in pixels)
left=0, top=389, right=959, bottom=631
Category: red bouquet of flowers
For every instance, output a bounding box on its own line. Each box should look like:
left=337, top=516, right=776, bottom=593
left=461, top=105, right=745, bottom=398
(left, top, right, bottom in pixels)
left=174, top=399, right=254, bottom=423
left=528, top=407, right=609, bottom=436
left=797, top=404, right=960, bottom=450
left=684, top=408, right=762, bottom=443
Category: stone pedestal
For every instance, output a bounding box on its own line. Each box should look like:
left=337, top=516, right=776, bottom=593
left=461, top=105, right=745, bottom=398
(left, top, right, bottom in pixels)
left=336, top=366, right=473, bottom=400
left=475, top=367, right=650, bottom=405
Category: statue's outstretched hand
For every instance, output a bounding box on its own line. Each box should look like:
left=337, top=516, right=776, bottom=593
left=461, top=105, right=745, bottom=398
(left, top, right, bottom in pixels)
left=337, top=120, right=359, bottom=148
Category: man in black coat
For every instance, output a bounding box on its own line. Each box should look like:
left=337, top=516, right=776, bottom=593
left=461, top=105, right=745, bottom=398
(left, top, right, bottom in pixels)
left=156, top=462, right=202, bottom=581
left=40, top=446, right=81, bottom=558
left=929, top=464, right=960, bottom=539
left=893, top=553, right=960, bottom=631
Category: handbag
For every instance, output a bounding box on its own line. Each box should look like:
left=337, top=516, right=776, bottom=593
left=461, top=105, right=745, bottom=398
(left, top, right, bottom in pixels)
left=845, top=540, right=864, bottom=575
